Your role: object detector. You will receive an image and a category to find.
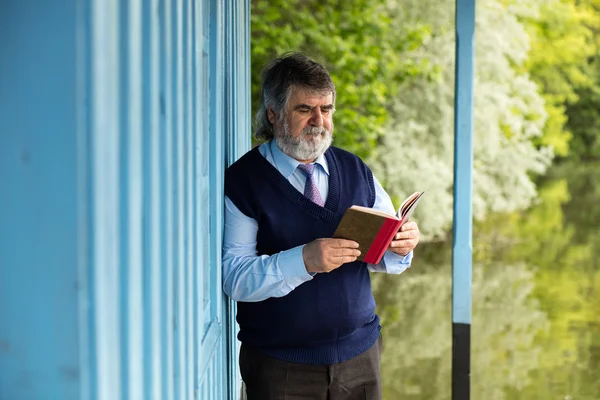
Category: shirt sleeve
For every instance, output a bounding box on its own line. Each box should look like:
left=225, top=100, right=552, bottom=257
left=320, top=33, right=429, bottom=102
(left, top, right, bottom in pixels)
left=366, top=174, right=413, bottom=274
left=222, top=196, right=313, bottom=302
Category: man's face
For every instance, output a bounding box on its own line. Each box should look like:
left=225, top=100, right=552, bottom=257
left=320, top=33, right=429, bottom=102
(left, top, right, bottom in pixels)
left=269, top=89, right=334, bottom=161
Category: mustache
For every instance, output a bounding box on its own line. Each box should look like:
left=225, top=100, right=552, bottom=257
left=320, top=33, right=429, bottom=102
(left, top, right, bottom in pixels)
left=302, top=126, right=328, bottom=137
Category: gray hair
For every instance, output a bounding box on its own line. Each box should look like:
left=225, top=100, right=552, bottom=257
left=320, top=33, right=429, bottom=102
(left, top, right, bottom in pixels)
left=254, top=52, right=336, bottom=141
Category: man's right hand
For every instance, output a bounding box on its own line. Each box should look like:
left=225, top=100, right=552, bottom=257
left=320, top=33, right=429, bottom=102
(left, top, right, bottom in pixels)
left=302, top=238, right=361, bottom=273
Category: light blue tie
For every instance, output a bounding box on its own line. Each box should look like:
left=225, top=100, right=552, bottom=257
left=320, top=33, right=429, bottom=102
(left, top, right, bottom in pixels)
left=296, top=164, right=325, bottom=207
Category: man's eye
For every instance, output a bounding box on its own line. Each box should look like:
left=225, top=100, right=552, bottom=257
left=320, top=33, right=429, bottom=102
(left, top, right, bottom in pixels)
left=321, top=109, right=331, bottom=114
left=298, top=108, right=311, bottom=114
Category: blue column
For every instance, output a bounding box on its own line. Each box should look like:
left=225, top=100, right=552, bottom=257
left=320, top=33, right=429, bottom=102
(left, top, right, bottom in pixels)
left=452, top=0, right=475, bottom=399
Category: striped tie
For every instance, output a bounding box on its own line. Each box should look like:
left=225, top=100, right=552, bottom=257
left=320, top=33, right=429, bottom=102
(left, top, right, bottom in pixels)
left=296, top=163, right=325, bottom=207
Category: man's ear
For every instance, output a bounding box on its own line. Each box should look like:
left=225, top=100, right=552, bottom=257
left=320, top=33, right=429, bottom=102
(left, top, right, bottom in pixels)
left=267, top=107, right=276, bottom=124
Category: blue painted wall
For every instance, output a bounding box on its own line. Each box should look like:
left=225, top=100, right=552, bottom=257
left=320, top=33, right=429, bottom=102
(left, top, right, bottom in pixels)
left=0, top=0, right=250, bottom=399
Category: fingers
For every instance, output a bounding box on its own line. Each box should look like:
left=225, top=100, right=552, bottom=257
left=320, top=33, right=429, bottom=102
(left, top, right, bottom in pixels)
left=328, top=238, right=360, bottom=248
left=394, top=230, right=417, bottom=240
left=401, top=221, right=418, bottom=232
left=322, top=245, right=361, bottom=263
left=303, top=238, right=361, bottom=273
left=391, top=234, right=419, bottom=249
left=390, top=239, right=418, bottom=251
left=329, top=250, right=361, bottom=266
left=389, top=221, right=420, bottom=256
left=388, top=239, right=417, bottom=256
left=331, top=247, right=361, bottom=260
left=395, top=222, right=420, bottom=240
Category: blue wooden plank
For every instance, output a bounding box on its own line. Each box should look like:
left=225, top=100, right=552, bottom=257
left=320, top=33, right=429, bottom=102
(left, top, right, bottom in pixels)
left=209, top=0, right=225, bottom=327
left=118, top=1, right=145, bottom=399
left=90, top=1, right=123, bottom=399
left=140, top=0, right=163, bottom=399
left=200, top=0, right=223, bottom=388
left=118, top=3, right=131, bottom=398
left=190, top=1, right=202, bottom=398
left=222, top=0, right=252, bottom=397
left=129, top=0, right=145, bottom=397
left=159, top=0, right=175, bottom=398
left=171, top=0, right=185, bottom=396
left=183, top=1, right=196, bottom=400
left=77, top=2, right=94, bottom=399
left=223, top=1, right=238, bottom=396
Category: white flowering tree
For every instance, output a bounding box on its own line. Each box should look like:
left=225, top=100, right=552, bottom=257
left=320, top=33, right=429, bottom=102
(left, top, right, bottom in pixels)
left=371, top=0, right=553, bottom=239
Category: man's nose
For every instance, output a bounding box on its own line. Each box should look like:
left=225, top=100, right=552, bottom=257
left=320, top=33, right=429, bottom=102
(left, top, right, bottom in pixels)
left=308, top=108, right=323, bottom=126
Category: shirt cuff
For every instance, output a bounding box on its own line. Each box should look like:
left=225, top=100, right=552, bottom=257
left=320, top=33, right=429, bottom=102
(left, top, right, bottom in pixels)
left=381, top=250, right=413, bottom=274
left=279, top=245, right=313, bottom=287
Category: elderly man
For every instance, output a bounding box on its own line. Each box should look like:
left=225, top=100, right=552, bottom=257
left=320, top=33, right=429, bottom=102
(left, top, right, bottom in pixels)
left=223, top=52, right=420, bottom=400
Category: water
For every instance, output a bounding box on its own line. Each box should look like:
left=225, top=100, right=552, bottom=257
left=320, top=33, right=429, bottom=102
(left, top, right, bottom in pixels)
left=373, top=162, right=600, bottom=399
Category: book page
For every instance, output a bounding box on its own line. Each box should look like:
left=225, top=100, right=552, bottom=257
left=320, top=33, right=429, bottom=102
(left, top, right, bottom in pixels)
left=396, top=191, right=424, bottom=222
left=350, top=205, right=399, bottom=220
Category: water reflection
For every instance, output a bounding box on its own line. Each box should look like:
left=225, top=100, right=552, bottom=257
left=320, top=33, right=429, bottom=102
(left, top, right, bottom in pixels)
left=373, top=163, right=600, bottom=399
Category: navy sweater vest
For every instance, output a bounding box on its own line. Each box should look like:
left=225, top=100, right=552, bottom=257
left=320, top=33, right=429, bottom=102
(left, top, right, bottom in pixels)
left=225, top=145, right=381, bottom=364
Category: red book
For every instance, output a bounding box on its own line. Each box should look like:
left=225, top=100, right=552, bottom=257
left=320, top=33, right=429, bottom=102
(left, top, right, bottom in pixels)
left=332, top=191, right=424, bottom=264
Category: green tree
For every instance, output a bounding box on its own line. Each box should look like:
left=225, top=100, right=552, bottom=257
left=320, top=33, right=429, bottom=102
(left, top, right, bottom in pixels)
left=564, top=0, right=600, bottom=161
left=565, top=78, right=600, bottom=160
left=520, top=0, right=599, bottom=157
left=251, top=0, right=431, bottom=158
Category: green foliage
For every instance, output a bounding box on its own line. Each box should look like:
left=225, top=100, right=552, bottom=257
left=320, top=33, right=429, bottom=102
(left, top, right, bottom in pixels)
left=520, top=0, right=599, bottom=157
left=251, top=0, right=431, bottom=158
left=566, top=83, right=600, bottom=160
left=374, top=162, right=600, bottom=399
left=373, top=261, right=549, bottom=400
left=473, top=163, right=600, bottom=399
left=564, top=0, right=600, bottom=161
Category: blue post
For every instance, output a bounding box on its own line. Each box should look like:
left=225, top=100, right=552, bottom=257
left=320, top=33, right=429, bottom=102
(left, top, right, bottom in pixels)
left=452, top=0, right=475, bottom=399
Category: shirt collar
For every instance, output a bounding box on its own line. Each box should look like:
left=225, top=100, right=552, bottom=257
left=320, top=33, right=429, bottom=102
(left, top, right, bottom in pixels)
left=270, top=139, right=329, bottom=179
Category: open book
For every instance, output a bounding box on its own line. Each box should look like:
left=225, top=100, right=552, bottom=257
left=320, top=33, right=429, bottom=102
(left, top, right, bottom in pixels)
left=332, top=191, right=424, bottom=265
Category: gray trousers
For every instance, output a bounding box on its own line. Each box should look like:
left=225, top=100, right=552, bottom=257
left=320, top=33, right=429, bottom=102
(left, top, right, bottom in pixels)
left=240, top=336, right=383, bottom=400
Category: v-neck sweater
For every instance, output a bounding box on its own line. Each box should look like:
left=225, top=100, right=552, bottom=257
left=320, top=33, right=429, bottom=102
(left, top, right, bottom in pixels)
left=225, top=145, right=379, bottom=364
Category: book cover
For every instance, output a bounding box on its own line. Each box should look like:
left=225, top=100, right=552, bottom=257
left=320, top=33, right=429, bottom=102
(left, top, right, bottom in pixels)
left=332, top=191, right=424, bottom=265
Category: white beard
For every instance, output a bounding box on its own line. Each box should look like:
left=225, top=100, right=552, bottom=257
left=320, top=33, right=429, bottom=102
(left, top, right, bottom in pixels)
left=276, top=121, right=333, bottom=161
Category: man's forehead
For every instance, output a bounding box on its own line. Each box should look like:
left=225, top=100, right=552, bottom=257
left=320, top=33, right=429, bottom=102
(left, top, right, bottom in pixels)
left=288, top=88, right=333, bottom=105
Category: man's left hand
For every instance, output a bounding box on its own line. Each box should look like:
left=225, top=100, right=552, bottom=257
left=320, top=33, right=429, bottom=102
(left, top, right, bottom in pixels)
left=388, top=221, right=420, bottom=256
